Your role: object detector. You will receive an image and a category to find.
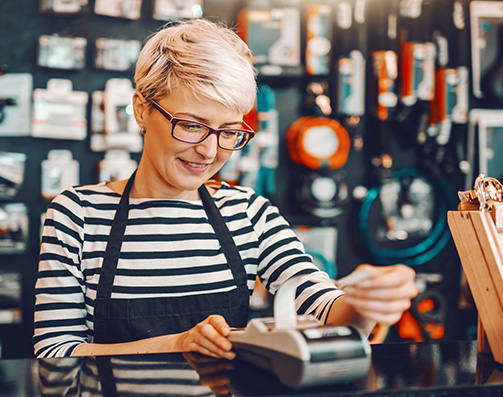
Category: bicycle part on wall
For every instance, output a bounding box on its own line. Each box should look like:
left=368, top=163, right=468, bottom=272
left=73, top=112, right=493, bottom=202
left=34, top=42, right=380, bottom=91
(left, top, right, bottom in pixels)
left=358, top=168, right=454, bottom=266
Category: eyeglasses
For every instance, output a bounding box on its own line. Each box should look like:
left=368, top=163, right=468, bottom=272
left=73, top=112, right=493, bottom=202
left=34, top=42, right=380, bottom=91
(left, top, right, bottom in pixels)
left=149, top=100, right=255, bottom=151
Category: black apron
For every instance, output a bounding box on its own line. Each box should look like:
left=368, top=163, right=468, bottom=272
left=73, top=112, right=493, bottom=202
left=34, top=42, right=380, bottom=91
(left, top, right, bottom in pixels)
left=93, top=171, right=250, bottom=344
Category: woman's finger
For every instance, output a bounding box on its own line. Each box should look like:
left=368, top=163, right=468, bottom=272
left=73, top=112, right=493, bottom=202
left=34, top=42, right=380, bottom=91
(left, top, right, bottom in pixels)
left=355, top=264, right=416, bottom=289
left=346, top=295, right=412, bottom=315
left=345, top=295, right=413, bottom=325
left=198, top=322, right=233, bottom=352
left=181, top=316, right=235, bottom=360
left=344, top=282, right=419, bottom=301
left=187, top=335, right=236, bottom=360
left=207, top=315, right=232, bottom=337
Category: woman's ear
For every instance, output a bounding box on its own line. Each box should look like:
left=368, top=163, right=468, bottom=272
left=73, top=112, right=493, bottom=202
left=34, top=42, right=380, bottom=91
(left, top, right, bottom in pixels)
left=133, top=91, right=148, bottom=128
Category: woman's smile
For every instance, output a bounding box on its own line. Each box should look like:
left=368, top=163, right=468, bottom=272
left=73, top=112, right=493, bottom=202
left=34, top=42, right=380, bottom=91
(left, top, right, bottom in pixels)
left=178, top=158, right=213, bottom=173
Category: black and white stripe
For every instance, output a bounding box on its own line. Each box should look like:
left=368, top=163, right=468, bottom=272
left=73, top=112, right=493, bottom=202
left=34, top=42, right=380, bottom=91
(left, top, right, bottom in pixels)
left=34, top=181, right=342, bottom=358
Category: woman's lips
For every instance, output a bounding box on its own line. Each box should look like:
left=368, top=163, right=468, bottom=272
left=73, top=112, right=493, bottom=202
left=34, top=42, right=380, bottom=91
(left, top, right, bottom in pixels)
left=179, top=158, right=211, bottom=173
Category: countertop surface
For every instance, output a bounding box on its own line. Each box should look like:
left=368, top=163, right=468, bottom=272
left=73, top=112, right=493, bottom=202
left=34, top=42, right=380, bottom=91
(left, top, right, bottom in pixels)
left=1, top=339, right=503, bottom=396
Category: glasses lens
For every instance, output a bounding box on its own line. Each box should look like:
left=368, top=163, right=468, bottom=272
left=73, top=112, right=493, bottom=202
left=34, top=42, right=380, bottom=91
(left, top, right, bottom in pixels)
left=173, top=121, right=209, bottom=142
left=173, top=120, right=250, bottom=150
left=219, top=130, right=248, bottom=149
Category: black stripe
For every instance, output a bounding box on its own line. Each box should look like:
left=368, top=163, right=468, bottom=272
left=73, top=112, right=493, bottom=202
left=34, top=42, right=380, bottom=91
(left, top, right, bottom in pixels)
left=35, top=302, right=85, bottom=311
left=267, top=263, right=316, bottom=286
left=110, top=280, right=236, bottom=294
left=114, top=264, right=230, bottom=277
left=39, top=254, right=80, bottom=269
left=259, top=237, right=302, bottom=262
left=250, top=199, right=270, bottom=225
left=41, top=236, right=80, bottom=255
left=44, top=219, right=83, bottom=245
left=35, top=286, right=83, bottom=295
left=261, top=224, right=292, bottom=241
left=297, top=288, right=335, bottom=315
left=37, top=269, right=82, bottom=279
left=35, top=317, right=86, bottom=329
left=49, top=202, right=84, bottom=228
left=33, top=330, right=87, bottom=345
left=83, top=248, right=223, bottom=260
left=76, top=188, right=119, bottom=197
left=84, top=232, right=221, bottom=243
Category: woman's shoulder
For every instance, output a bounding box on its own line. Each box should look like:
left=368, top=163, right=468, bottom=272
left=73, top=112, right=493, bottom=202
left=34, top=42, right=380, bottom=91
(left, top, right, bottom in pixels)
left=207, top=181, right=275, bottom=217
left=51, top=181, right=119, bottom=206
left=207, top=180, right=260, bottom=201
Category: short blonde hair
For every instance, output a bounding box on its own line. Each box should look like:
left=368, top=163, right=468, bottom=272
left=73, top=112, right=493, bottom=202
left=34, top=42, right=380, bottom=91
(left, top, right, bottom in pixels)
left=134, top=19, right=257, bottom=115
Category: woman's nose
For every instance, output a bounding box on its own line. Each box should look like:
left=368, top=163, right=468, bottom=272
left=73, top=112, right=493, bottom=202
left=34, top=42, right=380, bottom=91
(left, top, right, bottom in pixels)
left=194, top=132, right=219, bottom=158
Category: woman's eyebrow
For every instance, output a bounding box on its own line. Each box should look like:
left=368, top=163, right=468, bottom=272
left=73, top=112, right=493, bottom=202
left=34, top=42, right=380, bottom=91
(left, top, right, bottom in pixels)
left=175, top=112, right=244, bottom=127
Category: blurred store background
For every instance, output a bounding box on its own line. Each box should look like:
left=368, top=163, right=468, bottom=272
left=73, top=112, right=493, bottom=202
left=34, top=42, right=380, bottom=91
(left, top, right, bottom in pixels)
left=1, top=0, right=501, bottom=358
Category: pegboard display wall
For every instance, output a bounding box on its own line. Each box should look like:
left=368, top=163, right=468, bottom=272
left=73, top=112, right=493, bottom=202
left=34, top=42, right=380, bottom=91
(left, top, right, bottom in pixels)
left=1, top=0, right=499, bottom=357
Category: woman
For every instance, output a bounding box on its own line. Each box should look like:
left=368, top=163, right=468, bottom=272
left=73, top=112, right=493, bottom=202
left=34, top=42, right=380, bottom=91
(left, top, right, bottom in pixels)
left=33, top=19, right=417, bottom=359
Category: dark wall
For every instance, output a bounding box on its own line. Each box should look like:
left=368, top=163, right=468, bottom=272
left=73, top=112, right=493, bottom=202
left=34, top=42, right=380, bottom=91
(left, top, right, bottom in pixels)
left=0, top=0, right=485, bottom=358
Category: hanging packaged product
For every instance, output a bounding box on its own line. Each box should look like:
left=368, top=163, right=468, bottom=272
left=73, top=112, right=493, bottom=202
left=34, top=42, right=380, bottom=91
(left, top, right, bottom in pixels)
left=0, top=203, right=29, bottom=254
left=90, top=79, right=142, bottom=152
left=336, top=50, right=366, bottom=116
left=152, top=0, right=203, bottom=20
left=104, top=79, right=137, bottom=136
left=37, top=34, right=87, bottom=70
left=217, top=150, right=242, bottom=186
left=295, top=171, right=349, bottom=219
left=41, top=150, right=79, bottom=199
left=253, top=85, right=279, bottom=198
left=39, top=0, right=88, bottom=14
left=399, top=0, right=423, bottom=19
left=426, top=29, right=469, bottom=147
left=430, top=66, right=469, bottom=146
left=98, top=150, right=138, bottom=182
left=94, top=38, right=141, bottom=71
left=91, top=87, right=143, bottom=153
left=306, top=3, right=333, bottom=76
left=400, top=41, right=436, bottom=106
left=287, top=116, right=350, bottom=170
left=0, top=73, right=33, bottom=136
left=373, top=50, right=398, bottom=121
left=432, top=30, right=469, bottom=126
left=466, top=109, right=503, bottom=187
left=293, top=225, right=338, bottom=280
left=31, top=79, right=88, bottom=140
left=0, top=152, right=27, bottom=199
left=237, top=143, right=260, bottom=190
left=470, top=1, right=503, bottom=99
left=0, top=272, right=22, bottom=324
left=357, top=168, right=454, bottom=267
left=446, top=69, right=469, bottom=125
left=238, top=7, right=302, bottom=76
left=94, top=0, right=142, bottom=20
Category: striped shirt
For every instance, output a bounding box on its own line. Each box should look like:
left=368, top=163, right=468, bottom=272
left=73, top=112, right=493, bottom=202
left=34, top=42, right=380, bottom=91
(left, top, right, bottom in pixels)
left=33, top=181, right=342, bottom=358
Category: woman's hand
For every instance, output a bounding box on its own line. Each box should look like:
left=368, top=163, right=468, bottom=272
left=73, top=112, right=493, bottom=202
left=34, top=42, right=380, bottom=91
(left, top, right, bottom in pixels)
left=341, top=264, right=419, bottom=326
left=177, top=315, right=235, bottom=360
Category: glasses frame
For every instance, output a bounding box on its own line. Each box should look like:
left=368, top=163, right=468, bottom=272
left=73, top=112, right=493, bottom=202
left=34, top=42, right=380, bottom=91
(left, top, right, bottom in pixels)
left=149, top=100, right=255, bottom=151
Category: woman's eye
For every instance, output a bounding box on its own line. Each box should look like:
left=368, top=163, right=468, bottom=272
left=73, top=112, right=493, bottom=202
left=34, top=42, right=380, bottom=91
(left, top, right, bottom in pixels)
left=221, top=130, right=238, bottom=139
left=182, top=123, right=204, bottom=132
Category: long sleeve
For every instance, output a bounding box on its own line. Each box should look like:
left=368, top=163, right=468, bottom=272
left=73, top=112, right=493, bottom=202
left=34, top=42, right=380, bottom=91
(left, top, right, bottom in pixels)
left=246, top=192, right=344, bottom=323
left=33, top=188, right=89, bottom=358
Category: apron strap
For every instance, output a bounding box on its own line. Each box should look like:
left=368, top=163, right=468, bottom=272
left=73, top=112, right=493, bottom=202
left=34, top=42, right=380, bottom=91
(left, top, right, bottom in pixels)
left=97, top=170, right=136, bottom=299
left=198, top=184, right=248, bottom=288
left=97, top=171, right=248, bottom=299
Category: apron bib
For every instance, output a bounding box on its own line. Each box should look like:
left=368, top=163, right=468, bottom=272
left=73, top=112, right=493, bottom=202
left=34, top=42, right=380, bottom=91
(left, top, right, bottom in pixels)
left=93, top=171, right=250, bottom=344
